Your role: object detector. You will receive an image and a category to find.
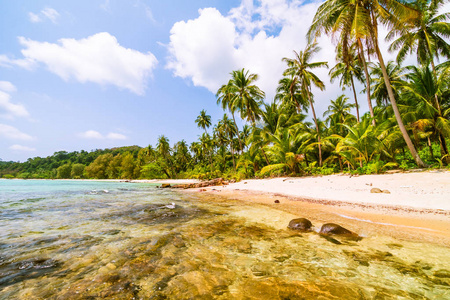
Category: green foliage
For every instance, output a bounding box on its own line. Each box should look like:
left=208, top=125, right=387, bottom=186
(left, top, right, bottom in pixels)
left=57, top=164, right=72, bottom=179
left=3, top=174, right=14, bottom=179
left=71, top=164, right=85, bottom=179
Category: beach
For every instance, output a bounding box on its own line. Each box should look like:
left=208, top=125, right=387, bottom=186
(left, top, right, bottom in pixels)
left=189, top=170, right=450, bottom=246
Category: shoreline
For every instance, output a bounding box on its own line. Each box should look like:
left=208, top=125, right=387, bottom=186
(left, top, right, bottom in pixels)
left=187, top=170, right=450, bottom=247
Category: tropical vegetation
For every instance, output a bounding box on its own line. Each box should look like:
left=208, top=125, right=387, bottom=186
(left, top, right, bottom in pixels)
left=1, top=0, right=449, bottom=180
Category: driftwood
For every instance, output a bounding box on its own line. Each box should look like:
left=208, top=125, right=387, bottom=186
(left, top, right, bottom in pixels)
left=161, top=178, right=228, bottom=189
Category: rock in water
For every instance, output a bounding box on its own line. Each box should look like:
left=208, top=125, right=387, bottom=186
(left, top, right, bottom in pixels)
left=319, top=223, right=357, bottom=237
left=288, top=218, right=313, bottom=231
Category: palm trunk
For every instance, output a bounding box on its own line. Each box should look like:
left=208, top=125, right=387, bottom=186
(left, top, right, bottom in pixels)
left=429, top=60, right=442, bottom=115
left=231, top=112, right=243, bottom=152
left=350, top=75, right=360, bottom=122
left=205, top=129, right=214, bottom=174
left=373, top=40, right=426, bottom=168
left=307, top=91, right=322, bottom=167
left=357, top=38, right=375, bottom=126
left=230, top=142, right=236, bottom=171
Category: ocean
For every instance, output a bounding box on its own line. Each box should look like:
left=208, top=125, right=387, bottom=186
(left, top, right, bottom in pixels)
left=0, top=180, right=449, bottom=299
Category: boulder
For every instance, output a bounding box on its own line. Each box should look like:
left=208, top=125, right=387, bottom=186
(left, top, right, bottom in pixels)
left=160, top=184, right=171, bottom=188
left=370, top=188, right=382, bottom=193
left=319, top=223, right=358, bottom=238
left=382, top=190, right=391, bottom=194
left=288, top=218, right=313, bottom=231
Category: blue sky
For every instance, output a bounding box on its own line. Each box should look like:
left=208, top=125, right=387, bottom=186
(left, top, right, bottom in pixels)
left=0, top=0, right=431, bottom=162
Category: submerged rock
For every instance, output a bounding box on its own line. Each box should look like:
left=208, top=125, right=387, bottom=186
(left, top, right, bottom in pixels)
left=319, top=223, right=358, bottom=237
left=288, top=218, right=313, bottom=231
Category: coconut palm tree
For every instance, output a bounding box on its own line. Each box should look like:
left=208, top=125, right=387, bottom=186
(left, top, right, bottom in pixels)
left=217, top=114, right=238, bottom=171
left=323, top=95, right=356, bottom=136
left=282, top=41, right=328, bottom=166
left=329, top=45, right=364, bottom=122
left=156, top=135, right=173, bottom=178
left=403, top=64, right=450, bottom=160
left=369, top=61, right=407, bottom=107
left=308, top=0, right=426, bottom=167
left=229, top=68, right=265, bottom=126
left=195, top=109, right=212, bottom=134
left=275, top=75, right=308, bottom=114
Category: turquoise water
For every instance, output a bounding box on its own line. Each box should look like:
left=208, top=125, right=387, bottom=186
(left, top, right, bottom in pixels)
left=1, top=180, right=449, bottom=299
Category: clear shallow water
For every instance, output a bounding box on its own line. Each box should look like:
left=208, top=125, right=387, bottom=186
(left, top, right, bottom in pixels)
left=0, top=180, right=449, bottom=299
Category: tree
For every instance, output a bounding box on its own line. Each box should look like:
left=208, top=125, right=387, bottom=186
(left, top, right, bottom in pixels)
left=323, top=94, right=356, bottom=136
left=308, top=0, right=426, bottom=167
left=85, top=153, right=113, bottom=179
left=369, top=61, right=407, bottom=107
left=329, top=45, right=364, bottom=122
left=282, top=41, right=328, bottom=166
left=71, top=163, right=85, bottom=179
left=195, top=109, right=213, bottom=172
left=156, top=135, right=173, bottom=178
left=57, top=163, right=71, bottom=179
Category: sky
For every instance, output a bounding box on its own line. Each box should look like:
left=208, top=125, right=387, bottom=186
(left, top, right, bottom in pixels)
left=1, top=0, right=446, bottom=162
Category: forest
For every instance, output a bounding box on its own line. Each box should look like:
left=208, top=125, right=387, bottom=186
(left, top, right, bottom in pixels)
left=1, top=0, right=449, bottom=180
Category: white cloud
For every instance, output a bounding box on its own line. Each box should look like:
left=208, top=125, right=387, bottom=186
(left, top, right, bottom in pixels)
left=166, top=0, right=413, bottom=118
left=0, top=83, right=30, bottom=119
left=106, top=132, right=127, bottom=140
left=0, top=124, right=34, bottom=140
left=9, top=144, right=36, bottom=152
left=28, top=12, right=42, bottom=23
left=0, top=54, right=36, bottom=70
left=166, top=1, right=328, bottom=102
left=12, top=32, right=158, bottom=95
left=41, top=8, right=60, bottom=24
left=0, top=81, right=17, bottom=93
left=28, top=7, right=60, bottom=24
left=78, top=130, right=127, bottom=140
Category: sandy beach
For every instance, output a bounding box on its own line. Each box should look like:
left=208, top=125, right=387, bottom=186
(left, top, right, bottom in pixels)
left=191, top=170, right=450, bottom=246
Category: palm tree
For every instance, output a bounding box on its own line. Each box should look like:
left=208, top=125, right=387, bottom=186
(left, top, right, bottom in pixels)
left=195, top=109, right=214, bottom=172
left=323, top=94, right=356, bottom=136
left=403, top=65, right=450, bottom=160
left=156, top=135, right=173, bottom=178
left=195, top=109, right=212, bottom=134
left=369, top=61, right=407, bottom=107
left=282, top=41, right=328, bottom=166
left=308, top=0, right=426, bottom=167
left=329, top=45, right=364, bottom=122
left=229, top=68, right=265, bottom=126
left=275, top=75, right=308, bottom=114
left=217, top=114, right=238, bottom=171
left=216, top=80, right=244, bottom=151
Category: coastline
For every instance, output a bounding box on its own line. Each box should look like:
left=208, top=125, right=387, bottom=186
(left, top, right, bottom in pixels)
left=188, top=170, right=450, bottom=247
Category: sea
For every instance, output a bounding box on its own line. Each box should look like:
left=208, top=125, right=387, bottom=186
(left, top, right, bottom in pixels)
left=0, top=179, right=449, bottom=299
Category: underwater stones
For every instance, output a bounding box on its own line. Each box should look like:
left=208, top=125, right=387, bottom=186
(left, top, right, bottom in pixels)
left=319, top=223, right=359, bottom=239
left=288, top=218, right=313, bottom=231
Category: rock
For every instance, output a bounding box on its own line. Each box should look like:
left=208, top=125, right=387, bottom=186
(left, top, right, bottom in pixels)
left=160, top=183, right=171, bottom=188
left=172, top=178, right=227, bottom=189
left=319, top=223, right=359, bottom=238
left=274, top=200, right=280, bottom=204
left=288, top=218, right=313, bottom=231
left=382, top=190, right=391, bottom=194
left=370, top=188, right=383, bottom=193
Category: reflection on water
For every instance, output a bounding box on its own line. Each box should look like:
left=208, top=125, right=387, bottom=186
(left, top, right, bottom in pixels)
left=0, top=180, right=449, bottom=299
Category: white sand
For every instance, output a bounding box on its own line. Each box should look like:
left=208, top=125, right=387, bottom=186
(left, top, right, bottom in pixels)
left=210, top=170, right=450, bottom=211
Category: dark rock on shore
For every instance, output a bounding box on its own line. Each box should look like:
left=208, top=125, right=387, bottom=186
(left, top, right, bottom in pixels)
left=288, top=218, right=313, bottom=231
left=160, top=184, right=171, bottom=188
left=172, top=178, right=228, bottom=189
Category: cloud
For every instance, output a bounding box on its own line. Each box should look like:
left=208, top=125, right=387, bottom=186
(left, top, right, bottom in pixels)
left=28, top=7, right=60, bottom=24
left=106, top=132, right=127, bottom=140
left=28, top=12, right=42, bottom=23
left=2, top=32, right=158, bottom=95
left=9, top=144, right=36, bottom=152
left=0, top=83, right=30, bottom=119
left=78, top=130, right=127, bottom=140
left=166, top=1, right=328, bottom=102
left=0, top=55, right=36, bottom=70
left=0, top=81, right=17, bottom=93
left=0, top=124, right=34, bottom=140
left=166, top=0, right=415, bottom=117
